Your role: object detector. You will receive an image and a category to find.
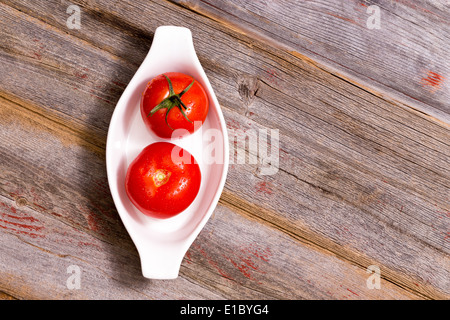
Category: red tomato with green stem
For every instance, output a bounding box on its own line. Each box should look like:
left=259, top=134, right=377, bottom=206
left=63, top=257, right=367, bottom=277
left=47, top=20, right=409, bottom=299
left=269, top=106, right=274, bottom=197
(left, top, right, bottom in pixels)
left=140, top=72, right=209, bottom=138
left=125, top=142, right=201, bottom=219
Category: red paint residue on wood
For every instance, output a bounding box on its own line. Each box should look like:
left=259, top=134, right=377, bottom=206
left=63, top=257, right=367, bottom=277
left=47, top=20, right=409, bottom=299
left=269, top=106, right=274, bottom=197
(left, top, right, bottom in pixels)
left=86, top=210, right=101, bottom=233
left=184, top=250, right=192, bottom=264
left=246, top=244, right=272, bottom=262
left=227, top=257, right=261, bottom=282
left=193, top=243, right=234, bottom=280
left=77, top=241, right=101, bottom=250
left=74, top=70, right=88, bottom=79
left=0, top=218, right=43, bottom=232
left=33, top=202, right=47, bottom=212
left=255, top=181, right=273, bottom=195
left=0, top=224, right=44, bottom=238
left=112, top=80, right=127, bottom=88
left=392, top=0, right=438, bottom=17
left=0, top=211, right=38, bottom=223
left=336, top=226, right=353, bottom=239
left=421, top=71, right=445, bottom=93
left=30, top=187, right=41, bottom=203
left=264, top=68, right=280, bottom=86
left=50, top=211, right=62, bottom=218
left=89, top=90, right=112, bottom=104
left=437, top=211, right=450, bottom=219
left=0, top=202, right=44, bottom=238
left=225, top=244, right=272, bottom=283
left=327, top=12, right=358, bottom=25
left=347, top=288, right=360, bottom=297
left=32, top=38, right=44, bottom=61
left=227, top=119, right=243, bottom=131
left=78, top=205, right=106, bottom=236
left=434, top=203, right=450, bottom=219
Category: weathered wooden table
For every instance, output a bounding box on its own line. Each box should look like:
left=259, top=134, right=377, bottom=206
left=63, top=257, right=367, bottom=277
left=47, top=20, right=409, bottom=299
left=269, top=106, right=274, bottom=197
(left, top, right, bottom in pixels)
left=1, top=0, right=448, bottom=300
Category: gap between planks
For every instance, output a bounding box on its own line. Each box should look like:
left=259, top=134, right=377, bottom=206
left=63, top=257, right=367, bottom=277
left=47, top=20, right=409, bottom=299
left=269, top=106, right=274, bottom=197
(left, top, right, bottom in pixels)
left=4, top=0, right=449, bottom=130
left=2, top=0, right=448, bottom=299
left=168, top=0, right=450, bottom=127
left=1, top=86, right=439, bottom=300
left=219, top=190, right=444, bottom=300
left=0, top=92, right=106, bottom=158
left=0, top=290, right=17, bottom=300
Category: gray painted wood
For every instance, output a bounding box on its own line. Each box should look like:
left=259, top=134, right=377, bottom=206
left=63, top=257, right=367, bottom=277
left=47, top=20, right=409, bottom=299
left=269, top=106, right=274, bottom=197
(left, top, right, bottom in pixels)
left=0, top=0, right=448, bottom=299
left=172, top=0, right=450, bottom=122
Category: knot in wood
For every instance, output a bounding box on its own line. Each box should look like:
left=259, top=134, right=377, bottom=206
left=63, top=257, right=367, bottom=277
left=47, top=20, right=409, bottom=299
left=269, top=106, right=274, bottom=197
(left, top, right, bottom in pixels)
left=237, top=74, right=260, bottom=107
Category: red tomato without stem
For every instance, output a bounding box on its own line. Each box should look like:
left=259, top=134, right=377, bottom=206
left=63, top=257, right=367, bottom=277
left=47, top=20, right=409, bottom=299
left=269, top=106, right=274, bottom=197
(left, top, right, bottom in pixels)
left=140, top=72, right=209, bottom=138
left=125, top=142, right=201, bottom=219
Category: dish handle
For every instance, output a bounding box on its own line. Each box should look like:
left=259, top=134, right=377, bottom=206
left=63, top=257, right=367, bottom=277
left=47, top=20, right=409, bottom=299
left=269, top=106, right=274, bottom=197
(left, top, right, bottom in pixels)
left=143, top=25, right=198, bottom=69
left=138, top=243, right=186, bottom=279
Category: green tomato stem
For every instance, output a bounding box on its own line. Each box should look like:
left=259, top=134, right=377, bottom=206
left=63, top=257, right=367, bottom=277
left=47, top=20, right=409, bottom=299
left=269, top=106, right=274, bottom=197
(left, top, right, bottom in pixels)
left=148, top=74, right=195, bottom=130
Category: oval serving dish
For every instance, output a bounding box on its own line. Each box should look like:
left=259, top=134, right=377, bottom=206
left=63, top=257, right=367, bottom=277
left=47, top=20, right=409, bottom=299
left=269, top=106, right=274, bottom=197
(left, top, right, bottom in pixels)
left=106, top=26, right=229, bottom=279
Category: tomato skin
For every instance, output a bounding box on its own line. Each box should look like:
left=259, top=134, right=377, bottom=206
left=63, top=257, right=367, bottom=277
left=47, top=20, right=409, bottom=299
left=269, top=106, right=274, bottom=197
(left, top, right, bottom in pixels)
left=125, top=142, right=201, bottom=219
left=140, top=72, right=209, bottom=138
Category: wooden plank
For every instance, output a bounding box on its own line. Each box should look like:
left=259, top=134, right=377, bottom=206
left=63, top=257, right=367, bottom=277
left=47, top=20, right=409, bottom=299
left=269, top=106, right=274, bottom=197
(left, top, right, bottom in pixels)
left=0, top=93, right=419, bottom=300
left=0, top=95, right=221, bottom=299
left=0, top=291, right=16, bottom=300
left=185, top=203, right=421, bottom=299
left=0, top=0, right=448, bottom=299
left=171, top=0, right=450, bottom=123
left=0, top=203, right=224, bottom=300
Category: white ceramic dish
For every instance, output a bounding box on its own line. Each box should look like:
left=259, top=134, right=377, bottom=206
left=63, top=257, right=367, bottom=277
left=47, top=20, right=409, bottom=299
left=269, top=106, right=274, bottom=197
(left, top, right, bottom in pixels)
left=106, top=26, right=229, bottom=279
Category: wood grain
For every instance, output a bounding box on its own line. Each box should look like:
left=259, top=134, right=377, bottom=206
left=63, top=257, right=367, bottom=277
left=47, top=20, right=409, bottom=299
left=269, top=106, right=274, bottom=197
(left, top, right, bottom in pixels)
left=172, top=0, right=450, bottom=122
left=0, top=0, right=448, bottom=299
